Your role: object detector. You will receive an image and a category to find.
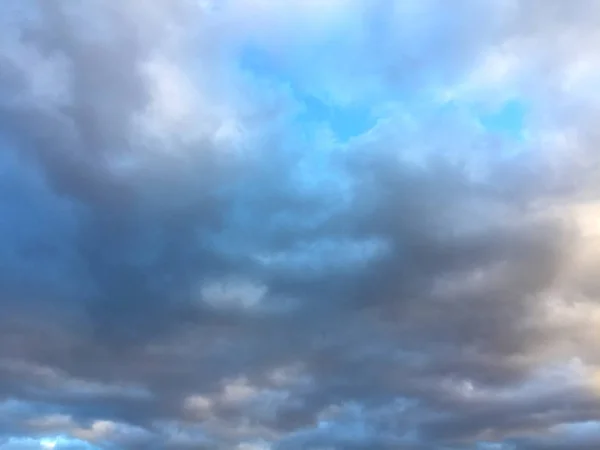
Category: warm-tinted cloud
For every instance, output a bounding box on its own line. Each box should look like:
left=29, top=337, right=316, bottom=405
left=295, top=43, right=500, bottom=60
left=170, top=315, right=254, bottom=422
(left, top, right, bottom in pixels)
left=2, top=0, right=600, bottom=448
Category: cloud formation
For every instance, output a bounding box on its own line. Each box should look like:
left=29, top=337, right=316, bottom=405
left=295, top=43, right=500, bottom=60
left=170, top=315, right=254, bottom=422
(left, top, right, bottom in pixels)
left=1, top=0, right=600, bottom=448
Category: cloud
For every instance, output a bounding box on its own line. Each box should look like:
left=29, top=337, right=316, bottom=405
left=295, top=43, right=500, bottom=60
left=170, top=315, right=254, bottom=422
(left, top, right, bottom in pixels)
left=2, top=0, right=600, bottom=449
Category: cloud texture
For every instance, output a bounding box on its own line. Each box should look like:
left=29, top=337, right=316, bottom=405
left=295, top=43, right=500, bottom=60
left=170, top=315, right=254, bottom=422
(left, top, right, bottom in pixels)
left=2, top=0, right=600, bottom=448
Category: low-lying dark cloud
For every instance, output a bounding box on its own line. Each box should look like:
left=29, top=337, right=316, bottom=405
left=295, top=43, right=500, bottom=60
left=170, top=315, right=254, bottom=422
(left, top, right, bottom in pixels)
left=1, top=0, right=600, bottom=449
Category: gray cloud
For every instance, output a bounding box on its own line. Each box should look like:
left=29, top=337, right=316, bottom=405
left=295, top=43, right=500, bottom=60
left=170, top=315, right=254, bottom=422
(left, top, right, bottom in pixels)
left=1, top=1, right=600, bottom=449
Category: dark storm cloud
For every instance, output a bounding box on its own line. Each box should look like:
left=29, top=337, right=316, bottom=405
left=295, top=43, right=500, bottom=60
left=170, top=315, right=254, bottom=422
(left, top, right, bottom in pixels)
left=2, top=1, right=600, bottom=449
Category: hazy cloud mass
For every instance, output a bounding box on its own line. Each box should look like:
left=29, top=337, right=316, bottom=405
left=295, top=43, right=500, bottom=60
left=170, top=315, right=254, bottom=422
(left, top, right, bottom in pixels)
left=2, top=1, right=600, bottom=448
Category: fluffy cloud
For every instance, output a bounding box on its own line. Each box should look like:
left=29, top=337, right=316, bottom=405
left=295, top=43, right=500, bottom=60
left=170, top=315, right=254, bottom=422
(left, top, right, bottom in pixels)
left=1, top=0, right=600, bottom=449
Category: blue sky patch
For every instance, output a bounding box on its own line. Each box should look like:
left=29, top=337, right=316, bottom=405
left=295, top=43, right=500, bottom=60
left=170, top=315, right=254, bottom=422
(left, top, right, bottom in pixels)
left=479, top=99, right=527, bottom=140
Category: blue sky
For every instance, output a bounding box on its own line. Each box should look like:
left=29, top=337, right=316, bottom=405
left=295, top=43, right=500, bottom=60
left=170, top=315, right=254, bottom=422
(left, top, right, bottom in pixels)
left=1, top=1, right=600, bottom=449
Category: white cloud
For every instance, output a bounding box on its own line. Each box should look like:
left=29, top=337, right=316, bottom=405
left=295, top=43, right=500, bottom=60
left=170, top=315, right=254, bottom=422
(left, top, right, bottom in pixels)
left=199, top=277, right=268, bottom=311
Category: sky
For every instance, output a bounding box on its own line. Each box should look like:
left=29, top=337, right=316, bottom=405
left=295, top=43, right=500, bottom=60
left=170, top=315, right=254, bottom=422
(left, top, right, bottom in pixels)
left=2, top=0, right=600, bottom=449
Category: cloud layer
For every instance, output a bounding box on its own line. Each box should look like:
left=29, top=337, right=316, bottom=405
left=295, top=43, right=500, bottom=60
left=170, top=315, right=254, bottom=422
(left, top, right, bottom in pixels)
left=2, top=0, right=600, bottom=448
